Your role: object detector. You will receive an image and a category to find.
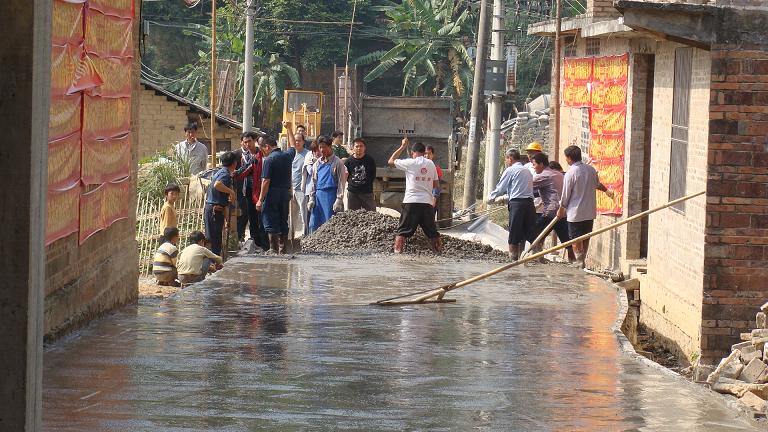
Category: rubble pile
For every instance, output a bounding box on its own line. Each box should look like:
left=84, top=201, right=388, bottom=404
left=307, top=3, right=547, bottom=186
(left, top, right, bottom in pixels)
left=706, top=301, right=768, bottom=416
left=301, top=210, right=508, bottom=261
left=502, top=95, right=552, bottom=151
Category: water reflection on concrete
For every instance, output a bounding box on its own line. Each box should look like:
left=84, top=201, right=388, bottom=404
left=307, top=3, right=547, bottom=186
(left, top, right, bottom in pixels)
left=44, top=256, right=759, bottom=431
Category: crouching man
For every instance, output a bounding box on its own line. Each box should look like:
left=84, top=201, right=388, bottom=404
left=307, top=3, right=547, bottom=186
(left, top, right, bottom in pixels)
left=388, top=138, right=441, bottom=254
left=177, top=231, right=223, bottom=284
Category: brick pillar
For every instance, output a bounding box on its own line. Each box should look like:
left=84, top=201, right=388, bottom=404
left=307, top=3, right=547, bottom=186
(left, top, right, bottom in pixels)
left=587, top=0, right=620, bottom=18
left=703, top=44, right=768, bottom=363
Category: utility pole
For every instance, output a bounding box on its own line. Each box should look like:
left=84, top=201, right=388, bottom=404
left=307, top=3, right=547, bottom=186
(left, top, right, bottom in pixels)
left=483, top=0, right=504, bottom=199
left=552, top=0, right=562, bottom=160
left=242, top=0, right=255, bottom=132
left=462, top=0, right=490, bottom=210
left=210, top=0, right=218, bottom=165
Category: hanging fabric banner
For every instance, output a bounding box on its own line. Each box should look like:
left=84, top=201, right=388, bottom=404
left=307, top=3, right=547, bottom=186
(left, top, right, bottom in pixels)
left=51, top=44, right=82, bottom=97
left=592, top=54, right=629, bottom=84
left=590, top=81, right=628, bottom=111
left=88, top=0, right=134, bottom=19
left=88, top=55, right=133, bottom=97
left=48, top=132, right=82, bottom=190
left=81, top=134, right=131, bottom=184
left=46, top=184, right=80, bottom=246
left=84, top=10, right=133, bottom=59
left=589, top=134, right=624, bottom=162
left=562, top=57, right=593, bottom=108
left=49, top=94, right=82, bottom=141
left=79, top=184, right=105, bottom=244
left=563, top=57, right=593, bottom=82
left=82, top=95, right=131, bottom=139
left=102, top=178, right=131, bottom=228
left=590, top=109, right=627, bottom=136
left=52, top=0, right=84, bottom=46
left=68, top=51, right=105, bottom=94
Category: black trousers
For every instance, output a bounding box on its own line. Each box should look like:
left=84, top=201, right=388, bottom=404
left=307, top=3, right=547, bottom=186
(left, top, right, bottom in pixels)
left=535, top=214, right=570, bottom=245
left=204, top=204, right=225, bottom=256
left=507, top=198, right=537, bottom=245
left=396, top=203, right=440, bottom=239
left=236, top=187, right=251, bottom=241
left=247, top=197, right=270, bottom=251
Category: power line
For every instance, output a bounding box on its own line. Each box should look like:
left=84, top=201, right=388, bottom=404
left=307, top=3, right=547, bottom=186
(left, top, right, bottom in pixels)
left=525, top=37, right=550, bottom=101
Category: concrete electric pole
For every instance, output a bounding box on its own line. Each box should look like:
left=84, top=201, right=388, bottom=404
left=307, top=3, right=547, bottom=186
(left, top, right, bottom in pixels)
left=483, top=0, right=504, bottom=198
left=242, top=0, right=255, bottom=132
left=552, top=0, right=562, bottom=160
left=210, top=0, right=218, bottom=163
left=462, top=0, right=490, bottom=211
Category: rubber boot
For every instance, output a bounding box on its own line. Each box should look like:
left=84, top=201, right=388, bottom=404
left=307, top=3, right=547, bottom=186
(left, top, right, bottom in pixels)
left=393, top=235, right=406, bottom=254
left=268, top=234, right=279, bottom=254
left=508, top=244, right=520, bottom=262
left=430, top=236, right=443, bottom=254
left=278, top=235, right=288, bottom=255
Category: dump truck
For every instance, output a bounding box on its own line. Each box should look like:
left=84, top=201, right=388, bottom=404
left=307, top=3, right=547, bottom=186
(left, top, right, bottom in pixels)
left=280, top=89, right=323, bottom=143
left=358, top=95, right=456, bottom=227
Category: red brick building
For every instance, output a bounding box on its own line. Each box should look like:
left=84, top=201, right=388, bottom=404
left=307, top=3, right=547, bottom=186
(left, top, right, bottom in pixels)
left=531, top=0, right=768, bottom=364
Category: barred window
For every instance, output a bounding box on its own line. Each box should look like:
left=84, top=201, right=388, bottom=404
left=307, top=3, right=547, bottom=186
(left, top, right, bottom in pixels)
left=670, top=47, right=693, bottom=211
left=564, top=37, right=577, bottom=58
left=586, top=38, right=601, bottom=56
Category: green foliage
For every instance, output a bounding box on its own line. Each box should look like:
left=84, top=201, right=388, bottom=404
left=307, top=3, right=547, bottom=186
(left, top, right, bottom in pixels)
left=353, top=0, right=475, bottom=111
left=137, top=150, right=192, bottom=200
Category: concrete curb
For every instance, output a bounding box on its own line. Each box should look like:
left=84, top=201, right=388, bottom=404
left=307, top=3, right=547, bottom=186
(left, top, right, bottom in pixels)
left=609, top=279, right=765, bottom=426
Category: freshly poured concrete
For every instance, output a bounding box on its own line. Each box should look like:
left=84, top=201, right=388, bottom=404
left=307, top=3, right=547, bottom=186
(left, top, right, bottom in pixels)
left=44, top=256, right=760, bottom=431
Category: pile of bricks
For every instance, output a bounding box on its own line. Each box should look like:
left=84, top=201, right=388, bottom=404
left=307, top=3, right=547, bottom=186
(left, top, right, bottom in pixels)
left=706, top=302, right=768, bottom=416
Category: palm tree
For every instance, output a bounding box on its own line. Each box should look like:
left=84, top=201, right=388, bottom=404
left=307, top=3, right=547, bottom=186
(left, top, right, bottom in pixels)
left=354, top=0, right=474, bottom=111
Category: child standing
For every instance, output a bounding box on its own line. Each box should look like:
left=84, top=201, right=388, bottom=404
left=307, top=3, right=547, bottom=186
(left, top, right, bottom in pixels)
left=160, top=183, right=181, bottom=233
left=153, top=227, right=180, bottom=286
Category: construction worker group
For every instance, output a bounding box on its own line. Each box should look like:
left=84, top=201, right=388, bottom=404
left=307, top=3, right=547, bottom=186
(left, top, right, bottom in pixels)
left=158, top=123, right=610, bottom=287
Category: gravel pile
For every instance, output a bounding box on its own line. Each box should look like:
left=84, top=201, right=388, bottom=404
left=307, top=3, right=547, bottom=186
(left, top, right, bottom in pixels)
left=301, top=210, right=508, bottom=261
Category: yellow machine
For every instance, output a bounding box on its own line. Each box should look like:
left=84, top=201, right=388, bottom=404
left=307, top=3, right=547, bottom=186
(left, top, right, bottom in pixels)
left=281, top=90, right=323, bottom=141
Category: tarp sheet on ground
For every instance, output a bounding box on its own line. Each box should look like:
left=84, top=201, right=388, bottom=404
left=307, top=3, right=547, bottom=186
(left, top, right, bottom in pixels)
left=562, top=53, right=628, bottom=215
left=46, top=0, right=134, bottom=246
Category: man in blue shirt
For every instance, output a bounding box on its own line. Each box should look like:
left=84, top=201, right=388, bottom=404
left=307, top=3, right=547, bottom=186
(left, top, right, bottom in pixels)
left=256, top=135, right=295, bottom=254
left=488, top=149, right=536, bottom=261
left=204, top=151, right=238, bottom=256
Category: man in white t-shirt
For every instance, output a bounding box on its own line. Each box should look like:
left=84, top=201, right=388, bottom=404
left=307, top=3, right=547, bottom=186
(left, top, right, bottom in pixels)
left=175, top=123, right=209, bottom=175
left=388, top=138, right=441, bottom=254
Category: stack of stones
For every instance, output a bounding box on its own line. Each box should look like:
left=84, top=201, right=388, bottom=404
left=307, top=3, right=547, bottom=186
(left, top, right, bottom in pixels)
left=706, top=302, right=768, bottom=416
left=503, top=108, right=551, bottom=152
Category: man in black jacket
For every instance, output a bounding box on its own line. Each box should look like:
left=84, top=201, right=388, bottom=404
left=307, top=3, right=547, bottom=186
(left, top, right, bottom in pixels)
left=344, top=138, right=377, bottom=211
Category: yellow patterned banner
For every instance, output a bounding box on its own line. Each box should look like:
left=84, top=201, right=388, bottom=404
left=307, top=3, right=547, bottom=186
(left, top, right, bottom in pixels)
left=46, top=184, right=80, bottom=246
left=596, top=186, right=623, bottom=215
left=592, top=54, right=629, bottom=83
left=51, top=44, right=81, bottom=97
left=590, top=134, right=624, bottom=161
left=563, top=81, right=591, bottom=108
left=89, top=56, right=133, bottom=97
left=88, top=0, right=133, bottom=19
left=52, top=0, right=84, bottom=46
left=49, top=95, right=82, bottom=141
left=103, top=178, right=131, bottom=227
left=83, top=95, right=131, bottom=139
left=591, top=81, right=627, bottom=111
left=590, top=109, right=626, bottom=136
left=563, top=57, right=593, bottom=82
left=79, top=184, right=105, bottom=244
left=48, top=132, right=82, bottom=190
left=79, top=178, right=131, bottom=244
left=82, top=134, right=131, bottom=184
left=85, top=10, right=132, bottom=58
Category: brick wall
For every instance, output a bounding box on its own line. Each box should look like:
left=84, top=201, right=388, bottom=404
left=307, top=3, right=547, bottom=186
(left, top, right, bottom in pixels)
left=44, top=17, right=141, bottom=339
left=138, top=87, right=188, bottom=159
left=139, top=85, right=243, bottom=160
left=703, top=44, right=768, bottom=363
left=640, top=43, right=710, bottom=361
left=587, top=0, right=621, bottom=18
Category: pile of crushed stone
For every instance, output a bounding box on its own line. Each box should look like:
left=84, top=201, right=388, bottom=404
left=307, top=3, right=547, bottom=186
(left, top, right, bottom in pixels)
left=301, top=210, right=508, bottom=261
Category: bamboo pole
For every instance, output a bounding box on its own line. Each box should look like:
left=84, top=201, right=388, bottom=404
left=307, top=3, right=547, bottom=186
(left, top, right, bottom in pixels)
left=374, top=190, right=705, bottom=305
left=210, top=0, right=218, bottom=167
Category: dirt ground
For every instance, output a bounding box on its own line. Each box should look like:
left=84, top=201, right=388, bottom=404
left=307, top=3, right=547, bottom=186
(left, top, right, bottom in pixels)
left=138, top=277, right=181, bottom=299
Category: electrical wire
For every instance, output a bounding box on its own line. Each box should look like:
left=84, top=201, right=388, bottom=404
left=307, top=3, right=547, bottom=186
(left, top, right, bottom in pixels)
left=525, top=37, right=550, bottom=101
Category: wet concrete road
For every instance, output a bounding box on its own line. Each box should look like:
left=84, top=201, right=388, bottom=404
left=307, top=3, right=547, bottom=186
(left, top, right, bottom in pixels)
left=44, top=256, right=760, bottom=431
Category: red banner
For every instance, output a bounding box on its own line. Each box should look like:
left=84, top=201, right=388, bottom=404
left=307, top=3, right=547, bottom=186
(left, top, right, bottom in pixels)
left=49, top=94, right=82, bottom=141
left=82, top=134, right=131, bottom=184
left=592, top=54, right=629, bottom=84
left=103, top=178, right=131, bottom=227
left=48, top=132, right=82, bottom=190
left=79, top=178, right=131, bottom=244
left=51, top=44, right=82, bottom=97
left=46, top=184, right=80, bottom=246
left=52, top=0, right=84, bottom=46
left=88, top=55, right=133, bottom=97
left=563, top=57, right=593, bottom=83
left=88, top=0, right=134, bottom=19
left=591, top=81, right=627, bottom=111
left=84, top=10, right=133, bottom=58
left=590, top=109, right=626, bottom=136
left=589, top=134, right=624, bottom=162
left=82, top=95, right=131, bottom=139
left=563, top=81, right=591, bottom=108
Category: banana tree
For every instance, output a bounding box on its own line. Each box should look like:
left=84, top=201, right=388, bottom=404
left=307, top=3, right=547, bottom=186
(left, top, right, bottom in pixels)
left=354, top=0, right=474, bottom=111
